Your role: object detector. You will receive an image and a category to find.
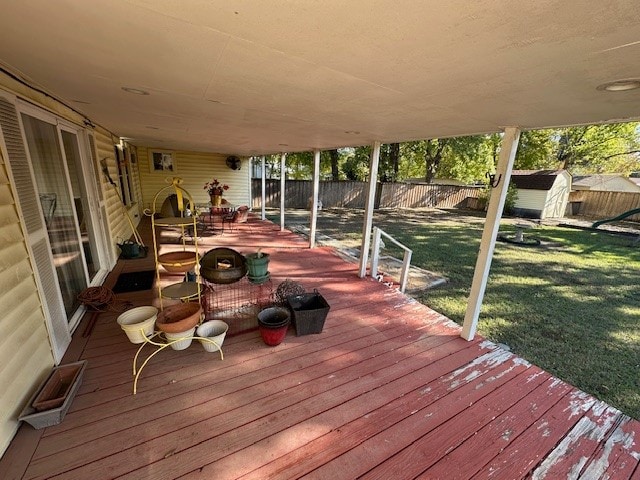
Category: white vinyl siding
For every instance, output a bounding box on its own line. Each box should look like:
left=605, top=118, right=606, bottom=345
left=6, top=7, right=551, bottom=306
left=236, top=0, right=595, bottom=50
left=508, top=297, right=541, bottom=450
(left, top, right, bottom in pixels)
left=513, top=189, right=548, bottom=215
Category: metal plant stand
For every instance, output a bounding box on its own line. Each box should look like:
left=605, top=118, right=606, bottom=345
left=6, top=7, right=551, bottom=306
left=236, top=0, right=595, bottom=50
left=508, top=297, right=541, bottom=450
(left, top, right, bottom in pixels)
left=149, top=178, right=203, bottom=309
left=129, top=327, right=224, bottom=395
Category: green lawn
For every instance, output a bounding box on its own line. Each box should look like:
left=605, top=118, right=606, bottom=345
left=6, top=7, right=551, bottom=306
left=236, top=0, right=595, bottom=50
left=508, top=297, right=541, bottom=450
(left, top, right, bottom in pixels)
left=276, top=208, right=640, bottom=419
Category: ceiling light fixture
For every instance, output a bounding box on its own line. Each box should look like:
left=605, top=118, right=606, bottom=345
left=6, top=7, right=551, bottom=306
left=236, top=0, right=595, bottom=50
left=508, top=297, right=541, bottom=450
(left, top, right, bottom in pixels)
left=344, top=130, right=360, bottom=135
left=597, top=79, right=640, bottom=92
left=121, top=86, right=150, bottom=95
left=146, top=126, right=159, bottom=130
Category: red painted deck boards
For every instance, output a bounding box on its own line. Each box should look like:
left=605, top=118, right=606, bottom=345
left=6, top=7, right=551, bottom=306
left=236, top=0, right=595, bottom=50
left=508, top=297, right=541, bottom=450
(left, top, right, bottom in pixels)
left=1, top=215, right=638, bottom=480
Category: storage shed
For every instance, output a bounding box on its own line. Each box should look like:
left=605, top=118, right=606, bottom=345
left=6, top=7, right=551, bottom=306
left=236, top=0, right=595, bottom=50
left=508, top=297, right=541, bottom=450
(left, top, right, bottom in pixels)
left=509, top=170, right=571, bottom=219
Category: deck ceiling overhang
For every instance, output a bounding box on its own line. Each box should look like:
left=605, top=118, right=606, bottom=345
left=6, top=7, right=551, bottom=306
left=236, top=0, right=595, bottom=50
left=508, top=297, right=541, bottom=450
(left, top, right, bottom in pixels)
left=0, top=1, right=639, bottom=156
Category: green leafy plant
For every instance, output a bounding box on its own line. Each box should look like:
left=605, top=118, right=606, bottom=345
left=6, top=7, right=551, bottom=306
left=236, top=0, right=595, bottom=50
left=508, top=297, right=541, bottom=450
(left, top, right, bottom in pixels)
left=477, top=183, right=518, bottom=214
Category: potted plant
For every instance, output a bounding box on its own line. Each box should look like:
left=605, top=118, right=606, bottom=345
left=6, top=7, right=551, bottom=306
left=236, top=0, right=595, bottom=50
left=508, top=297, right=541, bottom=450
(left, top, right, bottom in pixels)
left=245, top=248, right=270, bottom=284
left=156, top=303, right=202, bottom=350
left=203, top=178, right=229, bottom=206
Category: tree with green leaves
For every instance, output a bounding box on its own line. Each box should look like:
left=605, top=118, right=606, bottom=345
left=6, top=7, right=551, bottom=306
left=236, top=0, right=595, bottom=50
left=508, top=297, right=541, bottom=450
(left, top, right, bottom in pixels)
left=265, top=121, right=638, bottom=184
left=401, top=136, right=488, bottom=184
left=511, top=123, right=639, bottom=174
left=514, top=130, right=557, bottom=170
left=554, top=123, right=640, bottom=173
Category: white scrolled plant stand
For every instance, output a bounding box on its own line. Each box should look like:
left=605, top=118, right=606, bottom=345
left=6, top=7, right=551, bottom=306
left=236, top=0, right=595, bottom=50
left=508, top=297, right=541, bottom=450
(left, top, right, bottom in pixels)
left=130, top=326, right=224, bottom=395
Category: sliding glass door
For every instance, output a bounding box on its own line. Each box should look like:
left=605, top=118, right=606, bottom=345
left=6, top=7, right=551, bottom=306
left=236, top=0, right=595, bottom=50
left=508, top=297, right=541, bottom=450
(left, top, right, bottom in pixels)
left=21, top=114, right=87, bottom=317
left=20, top=112, right=105, bottom=321
left=61, top=129, right=100, bottom=281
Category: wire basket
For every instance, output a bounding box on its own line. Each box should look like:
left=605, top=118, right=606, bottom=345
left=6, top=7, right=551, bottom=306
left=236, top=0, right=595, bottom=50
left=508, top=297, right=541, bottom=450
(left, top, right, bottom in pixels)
left=202, top=277, right=273, bottom=336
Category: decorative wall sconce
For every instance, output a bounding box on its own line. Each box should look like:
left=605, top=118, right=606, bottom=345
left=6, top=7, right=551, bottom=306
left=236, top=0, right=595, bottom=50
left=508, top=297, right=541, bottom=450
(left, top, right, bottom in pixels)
left=486, top=171, right=502, bottom=188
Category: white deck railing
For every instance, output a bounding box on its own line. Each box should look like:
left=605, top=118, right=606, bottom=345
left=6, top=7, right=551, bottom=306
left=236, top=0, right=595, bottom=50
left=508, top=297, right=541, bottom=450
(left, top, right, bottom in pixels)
left=370, top=226, right=413, bottom=293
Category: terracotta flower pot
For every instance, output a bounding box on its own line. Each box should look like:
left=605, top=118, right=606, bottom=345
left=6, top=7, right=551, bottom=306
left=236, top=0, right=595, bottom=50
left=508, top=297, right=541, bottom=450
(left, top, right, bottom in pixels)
left=157, top=251, right=198, bottom=274
left=156, top=303, right=201, bottom=334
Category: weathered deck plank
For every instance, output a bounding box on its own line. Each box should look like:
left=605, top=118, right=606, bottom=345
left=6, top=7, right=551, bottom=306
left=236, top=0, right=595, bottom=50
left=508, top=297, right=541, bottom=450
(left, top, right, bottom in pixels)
left=417, top=375, right=574, bottom=479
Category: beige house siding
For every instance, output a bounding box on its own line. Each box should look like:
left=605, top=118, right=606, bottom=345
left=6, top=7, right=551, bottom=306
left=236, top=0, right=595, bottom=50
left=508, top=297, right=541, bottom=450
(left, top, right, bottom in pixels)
left=94, top=131, right=144, bottom=260
left=137, top=147, right=250, bottom=210
left=0, top=72, right=140, bottom=455
left=0, top=69, right=140, bottom=262
left=0, top=151, right=55, bottom=456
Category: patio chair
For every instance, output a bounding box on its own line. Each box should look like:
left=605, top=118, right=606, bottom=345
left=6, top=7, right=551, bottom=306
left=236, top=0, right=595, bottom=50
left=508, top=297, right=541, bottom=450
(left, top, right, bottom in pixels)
left=222, top=205, right=249, bottom=232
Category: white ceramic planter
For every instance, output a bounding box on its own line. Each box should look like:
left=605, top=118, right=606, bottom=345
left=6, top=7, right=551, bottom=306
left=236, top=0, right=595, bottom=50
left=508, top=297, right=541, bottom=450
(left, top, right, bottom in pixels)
left=196, top=320, right=229, bottom=352
left=117, top=306, right=158, bottom=343
left=165, top=327, right=196, bottom=350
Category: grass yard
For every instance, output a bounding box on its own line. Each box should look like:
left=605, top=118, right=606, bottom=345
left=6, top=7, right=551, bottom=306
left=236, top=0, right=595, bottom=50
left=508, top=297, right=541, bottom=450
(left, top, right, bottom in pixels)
left=275, top=208, right=640, bottom=419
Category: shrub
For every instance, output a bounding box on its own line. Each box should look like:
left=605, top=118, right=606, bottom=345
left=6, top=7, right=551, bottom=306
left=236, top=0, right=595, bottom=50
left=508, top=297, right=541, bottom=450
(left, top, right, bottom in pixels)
left=477, top=183, right=518, bottom=215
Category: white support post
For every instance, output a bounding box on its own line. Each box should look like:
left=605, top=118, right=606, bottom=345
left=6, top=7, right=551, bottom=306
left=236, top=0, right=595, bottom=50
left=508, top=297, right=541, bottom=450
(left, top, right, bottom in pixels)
left=461, top=127, right=521, bottom=340
left=371, top=226, right=381, bottom=279
left=309, top=149, right=321, bottom=248
left=400, top=250, right=412, bottom=293
left=261, top=156, right=266, bottom=221
left=358, top=141, right=381, bottom=278
left=280, top=152, right=286, bottom=231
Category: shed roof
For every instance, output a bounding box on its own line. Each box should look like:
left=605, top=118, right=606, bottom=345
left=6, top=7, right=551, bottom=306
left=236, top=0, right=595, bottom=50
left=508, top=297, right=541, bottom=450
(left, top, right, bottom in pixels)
left=510, top=170, right=566, bottom=190
left=572, top=174, right=640, bottom=190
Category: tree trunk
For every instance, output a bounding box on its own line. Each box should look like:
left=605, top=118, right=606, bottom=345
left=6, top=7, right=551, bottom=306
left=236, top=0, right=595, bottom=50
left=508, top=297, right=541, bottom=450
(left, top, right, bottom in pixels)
left=424, top=139, right=444, bottom=183
left=390, top=143, right=400, bottom=181
left=424, top=154, right=441, bottom=183
left=328, top=149, right=340, bottom=181
left=557, top=132, right=571, bottom=170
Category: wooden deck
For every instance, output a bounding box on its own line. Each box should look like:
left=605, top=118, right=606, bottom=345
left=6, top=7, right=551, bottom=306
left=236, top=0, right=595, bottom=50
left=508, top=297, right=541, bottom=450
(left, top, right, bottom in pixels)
left=2, top=215, right=639, bottom=479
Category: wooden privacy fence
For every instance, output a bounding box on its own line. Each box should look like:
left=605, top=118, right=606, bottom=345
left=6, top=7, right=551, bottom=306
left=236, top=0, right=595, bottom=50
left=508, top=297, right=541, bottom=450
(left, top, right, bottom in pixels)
left=253, top=179, right=640, bottom=222
left=570, top=190, right=640, bottom=221
left=251, top=179, right=482, bottom=210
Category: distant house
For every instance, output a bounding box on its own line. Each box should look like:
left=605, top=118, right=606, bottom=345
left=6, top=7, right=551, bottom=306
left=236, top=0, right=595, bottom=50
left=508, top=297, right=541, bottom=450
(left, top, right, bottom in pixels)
left=572, top=174, right=640, bottom=193
left=509, top=170, right=571, bottom=219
